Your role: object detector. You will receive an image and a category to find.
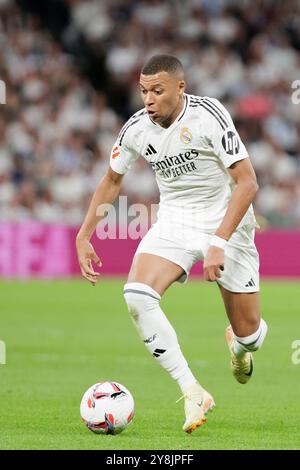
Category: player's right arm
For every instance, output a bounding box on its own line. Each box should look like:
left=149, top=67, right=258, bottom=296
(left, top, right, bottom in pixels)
left=76, top=116, right=141, bottom=285
left=76, top=168, right=123, bottom=285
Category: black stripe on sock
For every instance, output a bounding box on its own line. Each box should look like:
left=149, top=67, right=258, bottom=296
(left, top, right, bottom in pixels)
left=123, top=289, right=160, bottom=301
left=236, top=330, right=262, bottom=347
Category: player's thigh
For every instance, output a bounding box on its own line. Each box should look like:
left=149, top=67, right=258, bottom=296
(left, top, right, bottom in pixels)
left=218, top=285, right=260, bottom=337
left=127, top=253, right=185, bottom=296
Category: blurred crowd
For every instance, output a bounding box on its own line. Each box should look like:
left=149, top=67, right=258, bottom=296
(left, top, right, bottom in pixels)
left=0, top=0, right=300, bottom=227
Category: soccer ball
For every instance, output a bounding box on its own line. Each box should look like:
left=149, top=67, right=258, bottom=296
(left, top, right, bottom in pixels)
left=80, top=381, right=134, bottom=435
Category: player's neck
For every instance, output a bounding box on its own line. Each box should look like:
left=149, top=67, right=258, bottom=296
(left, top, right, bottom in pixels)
left=160, top=95, right=185, bottom=129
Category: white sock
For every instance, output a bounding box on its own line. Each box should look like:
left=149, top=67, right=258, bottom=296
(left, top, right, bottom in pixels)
left=232, top=319, right=268, bottom=357
left=124, top=282, right=197, bottom=393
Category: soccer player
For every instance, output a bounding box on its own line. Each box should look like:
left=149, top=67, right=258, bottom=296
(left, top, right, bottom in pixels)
left=76, top=55, right=268, bottom=433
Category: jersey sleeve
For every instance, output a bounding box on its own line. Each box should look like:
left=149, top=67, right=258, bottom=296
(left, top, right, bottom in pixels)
left=205, top=98, right=249, bottom=168
left=109, top=118, right=140, bottom=175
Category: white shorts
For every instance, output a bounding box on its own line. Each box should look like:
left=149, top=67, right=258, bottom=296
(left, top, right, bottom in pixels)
left=135, top=222, right=259, bottom=293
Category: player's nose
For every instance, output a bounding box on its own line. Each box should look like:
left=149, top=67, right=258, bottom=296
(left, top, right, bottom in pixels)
left=144, top=92, right=154, bottom=106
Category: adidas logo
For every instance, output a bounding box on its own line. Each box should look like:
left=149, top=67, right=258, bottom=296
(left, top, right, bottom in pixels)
left=245, top=278, right=255, bottom=287
left=153, top=348, right=166, bottom=358
left=145, top=144, right=157, bottom=156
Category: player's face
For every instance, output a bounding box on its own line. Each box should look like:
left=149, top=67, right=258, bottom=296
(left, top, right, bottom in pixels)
left=140, top=71, right=185, bottom=128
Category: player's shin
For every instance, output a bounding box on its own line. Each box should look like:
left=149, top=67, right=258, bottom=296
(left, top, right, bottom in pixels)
left=123, top=282, right=197, bottom=392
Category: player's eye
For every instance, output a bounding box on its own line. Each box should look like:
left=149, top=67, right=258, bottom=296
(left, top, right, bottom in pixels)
left=154, top=90, right=163, bottom=95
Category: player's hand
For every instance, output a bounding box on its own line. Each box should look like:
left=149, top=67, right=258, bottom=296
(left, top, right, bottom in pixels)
left=203, top=246, right=224, bottom=282
left=76, top=238, right=102, bottom=285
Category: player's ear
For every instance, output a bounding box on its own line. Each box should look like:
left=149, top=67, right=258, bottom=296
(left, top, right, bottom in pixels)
left=178, top=80, right=185, bottom=96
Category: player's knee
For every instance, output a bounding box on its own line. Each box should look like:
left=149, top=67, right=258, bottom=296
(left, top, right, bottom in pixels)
left=123, top=282, right=160, bottom=319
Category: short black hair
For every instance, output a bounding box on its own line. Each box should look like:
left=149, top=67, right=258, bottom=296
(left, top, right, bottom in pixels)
left=141, top=54, right=184, bottom=76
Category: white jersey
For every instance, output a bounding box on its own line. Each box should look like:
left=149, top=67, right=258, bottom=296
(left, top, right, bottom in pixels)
left=110, top=94, right=256, bottom=232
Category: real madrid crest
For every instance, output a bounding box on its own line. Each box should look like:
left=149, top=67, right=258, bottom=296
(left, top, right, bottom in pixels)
left=180, top=127, right=192, bottom=144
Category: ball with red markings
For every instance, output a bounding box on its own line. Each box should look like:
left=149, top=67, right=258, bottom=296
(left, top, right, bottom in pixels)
left=80, top=381, right=134, bottom=435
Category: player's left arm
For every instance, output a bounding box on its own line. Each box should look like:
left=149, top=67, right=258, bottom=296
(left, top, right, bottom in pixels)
left=203, top=157, right=258, bottom=282
left=202, top=98, right=260, bottom=281
left=216, top=158, right=258, bottom=240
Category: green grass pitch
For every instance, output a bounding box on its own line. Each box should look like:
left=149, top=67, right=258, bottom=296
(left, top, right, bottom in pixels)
left=0, top=279, right=299, bottom=450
